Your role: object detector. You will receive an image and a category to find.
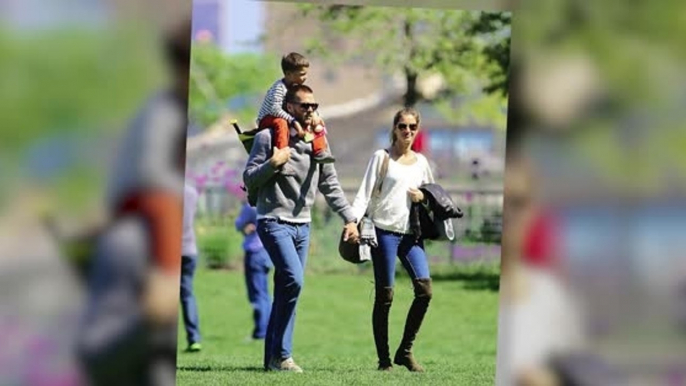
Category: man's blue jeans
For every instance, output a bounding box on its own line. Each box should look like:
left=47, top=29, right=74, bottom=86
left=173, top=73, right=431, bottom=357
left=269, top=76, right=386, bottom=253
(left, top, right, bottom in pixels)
left=180, top=255, right=201, bottom=345
left=371, top=228, right=431, bottom=288
left=244, top=248, right=272, bottom=339
left=256, top=219, right=310, bottom=367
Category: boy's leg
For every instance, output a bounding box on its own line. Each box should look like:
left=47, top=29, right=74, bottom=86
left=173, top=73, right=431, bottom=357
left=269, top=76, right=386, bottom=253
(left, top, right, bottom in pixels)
left=259, top=116, right=296, bottom=175
left=244, top=252, right=262, bottom=339
left=244, top=249, right=271, bottom=339
left=259, top=116, right=290, bottom=149
left=180, top=255, right=201, bottom=347
left=312, top=133, right=335, bottom=164
left=255, top=248, right=272, bottom=339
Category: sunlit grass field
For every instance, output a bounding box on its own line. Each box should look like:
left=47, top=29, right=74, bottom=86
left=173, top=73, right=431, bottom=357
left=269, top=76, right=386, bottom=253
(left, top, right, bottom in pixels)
left=176, top=265, right=499, bottom=385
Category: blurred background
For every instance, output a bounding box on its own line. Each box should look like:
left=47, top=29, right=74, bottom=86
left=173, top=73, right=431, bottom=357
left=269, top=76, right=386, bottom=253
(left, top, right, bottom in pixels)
left=498, top=0, right=686, bottom=385
left=0, top=0, right=190, bottom=385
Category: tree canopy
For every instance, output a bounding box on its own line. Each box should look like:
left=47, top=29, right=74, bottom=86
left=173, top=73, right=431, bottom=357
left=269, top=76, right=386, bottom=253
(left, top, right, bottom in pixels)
left=299, top=4, right=511, bottom=105
left=296, top=5, right=510, bottom=128
left=189, top=43, right=280, bottom=128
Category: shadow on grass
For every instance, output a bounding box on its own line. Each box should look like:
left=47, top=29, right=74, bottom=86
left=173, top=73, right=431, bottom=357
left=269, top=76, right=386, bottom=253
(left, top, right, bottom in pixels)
left=431, top=270, right=500, bottom=292
left=177, top=365, right=264, bottom=373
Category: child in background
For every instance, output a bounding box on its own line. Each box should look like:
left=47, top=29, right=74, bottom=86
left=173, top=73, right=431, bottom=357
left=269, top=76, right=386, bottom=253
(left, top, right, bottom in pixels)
left=180, top=183, right=202, bottom=352
left=235, top=201, right=273, bottom=341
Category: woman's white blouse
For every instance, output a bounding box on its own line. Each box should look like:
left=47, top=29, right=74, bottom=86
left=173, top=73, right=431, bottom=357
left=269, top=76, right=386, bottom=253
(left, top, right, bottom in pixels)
left=351, top=149, right=434, bottom=235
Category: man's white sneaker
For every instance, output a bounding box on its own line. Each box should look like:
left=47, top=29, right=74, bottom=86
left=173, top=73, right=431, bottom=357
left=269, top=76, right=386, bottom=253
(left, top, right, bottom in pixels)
left=268, top=357, right=303, bottom=373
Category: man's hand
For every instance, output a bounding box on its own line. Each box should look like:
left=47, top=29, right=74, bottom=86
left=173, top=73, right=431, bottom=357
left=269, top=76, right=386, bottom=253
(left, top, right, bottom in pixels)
left=269, top=146, right=291, bottom=168
left=343, top=222, right=359, bottom=244
left=407, top=187, right=425, bottom=203
left=243, top=223, right=256, bottom=235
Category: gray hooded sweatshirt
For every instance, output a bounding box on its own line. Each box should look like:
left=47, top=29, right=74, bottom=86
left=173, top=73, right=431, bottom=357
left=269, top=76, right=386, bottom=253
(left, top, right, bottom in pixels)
left=243, top=128, right=355, bottom=224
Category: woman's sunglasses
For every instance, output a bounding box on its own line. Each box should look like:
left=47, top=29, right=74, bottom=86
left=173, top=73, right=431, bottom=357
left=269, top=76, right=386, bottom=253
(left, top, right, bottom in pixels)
left=295, top=102, right=319, bottom=112
left=397, top=123, right=418, bottom=131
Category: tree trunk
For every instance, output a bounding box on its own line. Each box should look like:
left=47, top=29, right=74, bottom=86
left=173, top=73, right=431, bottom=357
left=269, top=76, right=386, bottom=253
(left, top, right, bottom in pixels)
left=403, top=19, right=419, bottom=107
left=404, top=69, right=418, bottom=107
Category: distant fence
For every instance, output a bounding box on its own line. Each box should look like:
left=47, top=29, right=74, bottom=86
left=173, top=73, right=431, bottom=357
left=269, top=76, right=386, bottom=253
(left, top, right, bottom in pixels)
left=198, top=183, right=503, bottom=264
left=199, top=183, right=502, bottom=215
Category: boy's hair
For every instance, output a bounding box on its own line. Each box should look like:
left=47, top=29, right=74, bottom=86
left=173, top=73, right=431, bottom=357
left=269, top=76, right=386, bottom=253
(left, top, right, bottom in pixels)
left=285, top=84, right=314, bottom=104
left=281, top=52, right=310, bottom=74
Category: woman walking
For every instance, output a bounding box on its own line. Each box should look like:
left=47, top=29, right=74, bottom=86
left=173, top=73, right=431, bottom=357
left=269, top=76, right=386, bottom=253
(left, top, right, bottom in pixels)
left=351, top=107, right=435, bottom=372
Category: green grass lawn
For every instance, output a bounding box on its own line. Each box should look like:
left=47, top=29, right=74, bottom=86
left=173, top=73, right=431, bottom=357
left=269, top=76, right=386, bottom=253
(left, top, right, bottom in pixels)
left=176, top=268, right=499, bottom=385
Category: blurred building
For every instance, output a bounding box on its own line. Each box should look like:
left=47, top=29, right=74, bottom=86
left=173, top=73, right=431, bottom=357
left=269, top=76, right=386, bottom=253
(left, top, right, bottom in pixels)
left=192, top=0, right=225, bottom=46
left=108, top=0, right=190, bottom=29
left=1, top=0, right=107, bottom=29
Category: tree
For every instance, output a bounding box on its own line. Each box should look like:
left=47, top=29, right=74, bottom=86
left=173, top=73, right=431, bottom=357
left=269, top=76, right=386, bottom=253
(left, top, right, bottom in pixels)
left=297, top=5, right=511, bottom=107
left=189, top=43, right=280, bottom=129
left=466, top=12, right=511, bottom=96
left=0, top=28, right=163, bottom=162
left=0, top=27, right=166, bottom=213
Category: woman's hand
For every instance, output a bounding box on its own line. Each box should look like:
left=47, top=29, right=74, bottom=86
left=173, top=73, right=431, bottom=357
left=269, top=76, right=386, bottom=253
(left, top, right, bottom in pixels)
left=407, top=187, right=425, bottom=203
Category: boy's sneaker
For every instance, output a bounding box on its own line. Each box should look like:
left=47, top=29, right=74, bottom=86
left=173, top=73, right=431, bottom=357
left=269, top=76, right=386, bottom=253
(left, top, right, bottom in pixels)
left=187, top=342, right=202, bottom=352
left=313, top=150, right=335, bottom=164
left=267, top=357, right=303, bottom=373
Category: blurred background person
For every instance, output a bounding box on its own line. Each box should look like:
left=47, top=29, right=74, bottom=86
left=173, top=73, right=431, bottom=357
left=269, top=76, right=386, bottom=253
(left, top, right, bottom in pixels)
left=495, top=71, right=589, bottom=386
left=180, top=183, right=203, bottom=352
left=0, top=0, right=191, bottom=384
left=76, top=17, right=191, bottom=386
left=235, top=200, right=273, bottom=342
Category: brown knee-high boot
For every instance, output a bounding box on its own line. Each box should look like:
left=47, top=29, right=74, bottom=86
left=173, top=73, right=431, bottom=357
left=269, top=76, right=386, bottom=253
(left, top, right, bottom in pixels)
left=394, top=278, right=432, bottom=372
left=372, top=287, right=394, bottom=370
